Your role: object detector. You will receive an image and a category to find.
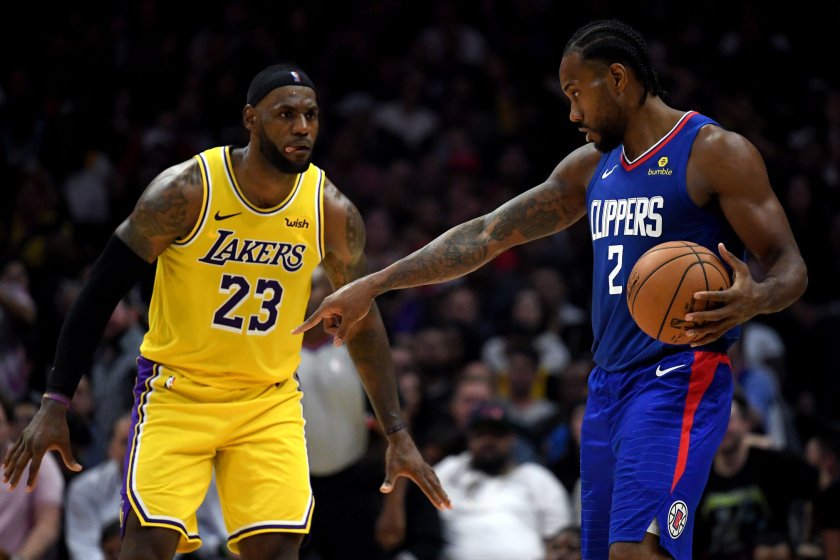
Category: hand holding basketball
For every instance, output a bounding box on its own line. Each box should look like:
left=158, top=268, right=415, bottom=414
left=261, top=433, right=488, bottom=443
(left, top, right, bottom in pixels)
left=684, top=243, right=762, bottom=346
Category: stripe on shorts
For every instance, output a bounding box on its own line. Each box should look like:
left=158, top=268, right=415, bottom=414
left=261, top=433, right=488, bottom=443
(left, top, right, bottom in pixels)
left=125, top=363, right=200, bottom=540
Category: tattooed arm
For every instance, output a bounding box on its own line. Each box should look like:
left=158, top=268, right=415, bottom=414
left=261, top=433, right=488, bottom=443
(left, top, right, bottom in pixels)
left=2, top=159, right=204, bottom=491
left=321, top=178, right=451, bottom=510
left=295, top=144, right=600, bottom=343
left=116, top=158, right=205, bottom=261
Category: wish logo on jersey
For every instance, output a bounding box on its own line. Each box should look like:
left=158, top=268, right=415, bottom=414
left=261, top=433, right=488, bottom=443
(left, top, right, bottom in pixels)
left=590, top=196, right=663, bottom=240
left=198, top=229, right=307, bottom=272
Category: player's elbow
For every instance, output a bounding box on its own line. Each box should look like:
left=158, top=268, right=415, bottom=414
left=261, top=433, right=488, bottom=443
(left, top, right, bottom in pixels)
left=789, top=248, right=808, bottom=300
left=797, top=260, right=808, bottom=300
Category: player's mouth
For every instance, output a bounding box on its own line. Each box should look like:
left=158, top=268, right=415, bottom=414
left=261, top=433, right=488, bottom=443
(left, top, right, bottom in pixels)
left=284, top=143, right=311, bottom=154
left=579, top=127, right=595, bottom=143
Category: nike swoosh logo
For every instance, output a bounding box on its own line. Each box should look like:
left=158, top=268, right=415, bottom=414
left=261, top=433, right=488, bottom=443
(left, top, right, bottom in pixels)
left=215, top=211, right=242, bottom=221
left=656, top=364, right=685, bottom=377
left=602, top=165, right=618, bottom=179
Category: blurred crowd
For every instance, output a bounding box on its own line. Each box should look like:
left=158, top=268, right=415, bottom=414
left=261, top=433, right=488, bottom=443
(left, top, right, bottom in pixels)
left=2, top=1, right=840, bottom=559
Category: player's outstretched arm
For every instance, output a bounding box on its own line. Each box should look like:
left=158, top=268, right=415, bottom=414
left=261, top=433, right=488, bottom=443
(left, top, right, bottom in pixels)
left=2, top=159, right=204, bottom=492
left=294, top=144, right=598, bottom=343
left=320, top=178, right=452, bottom=511
left=682, top=128, right=808, bottom=345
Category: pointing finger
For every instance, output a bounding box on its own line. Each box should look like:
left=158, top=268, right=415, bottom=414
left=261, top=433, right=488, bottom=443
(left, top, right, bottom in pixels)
left=291, top=306, right=329, bottom=335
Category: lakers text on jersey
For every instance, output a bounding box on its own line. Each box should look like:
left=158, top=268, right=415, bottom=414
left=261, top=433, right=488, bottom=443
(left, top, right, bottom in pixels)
left=140, top=146, right=325, bottom=388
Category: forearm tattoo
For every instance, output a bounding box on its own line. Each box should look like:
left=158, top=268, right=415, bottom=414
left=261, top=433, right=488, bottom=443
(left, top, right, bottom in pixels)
left=376, top=178, right=582, bottom=293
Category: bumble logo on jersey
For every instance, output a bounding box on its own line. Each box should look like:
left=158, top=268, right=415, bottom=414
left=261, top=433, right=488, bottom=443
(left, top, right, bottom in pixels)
left=648, top=155, right=673, bottom=176
left=140, top=146, right=325, bottom=389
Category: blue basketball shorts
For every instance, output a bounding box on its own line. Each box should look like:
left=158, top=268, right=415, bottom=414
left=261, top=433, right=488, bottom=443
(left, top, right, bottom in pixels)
left=580, top=350, right=733, bottom=560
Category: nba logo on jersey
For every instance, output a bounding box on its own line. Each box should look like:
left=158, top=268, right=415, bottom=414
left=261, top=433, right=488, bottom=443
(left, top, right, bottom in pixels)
left=165, top=376, right=175, bottom=389
left=291, top=71, right=301, bottom=82
left=668, top=501, right=688, bottom=539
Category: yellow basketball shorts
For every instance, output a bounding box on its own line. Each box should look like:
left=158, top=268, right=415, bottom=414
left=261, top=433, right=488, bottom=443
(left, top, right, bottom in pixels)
left=119, top=357, right=313, bottom=554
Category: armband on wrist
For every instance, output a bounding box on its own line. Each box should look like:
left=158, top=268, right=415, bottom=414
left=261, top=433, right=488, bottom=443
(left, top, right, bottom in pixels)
left=385, top=422, right=407, bottom=436
left=43, top=392, right=71, bottom=407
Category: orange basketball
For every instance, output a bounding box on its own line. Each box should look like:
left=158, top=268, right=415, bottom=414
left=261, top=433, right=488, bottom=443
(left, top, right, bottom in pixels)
left=626, top=241, right=731, bottom=345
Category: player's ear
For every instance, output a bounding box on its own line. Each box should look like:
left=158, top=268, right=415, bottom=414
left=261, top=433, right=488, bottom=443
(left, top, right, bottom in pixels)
left=243, top=105, right=258, bottom=133
left=608, top=63, right=628, bottom=93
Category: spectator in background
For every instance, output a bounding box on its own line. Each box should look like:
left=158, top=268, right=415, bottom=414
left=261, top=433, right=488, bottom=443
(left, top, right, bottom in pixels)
left=548, top=402, right=586, bottom=495
left=100, top=520, right=122, bottom=560
left=67, top=374, right=97, bottom=468
left=546, top=526, right=583, bottom=560
left=66, top=413, right=132, bottom=560
left=694, top=395, right=817, bottom=560
left=421, top=367, right=494, bottom=465
left=482, top=289, right=570, bottom=379
left=65, top=414, right=230, bottom=560
left=0, top=391, right=63, bottom=559
left=752, top=534, right=792, bottom=560
left=557, top=360, right=592, bottom=411
left=0, top=261, right=36, bottom=398
left=374, top=71, right=440, bottom=153
left=12, top=399, right=37, bottom=441
left=530, top=268, right=590, bottom=359
left=91, top=297, right=144, bottom=458
left=729, top=339, right=787, bottom=449
left=439, top=287, right=491, bottom=362
left=411, top=327, right=460, bottom=437
left=298, top=268, right=442, bottom=560
left=435, top=401, right=571, bottom=560
left=806, top=435, right=840, bottom=560
left=504, top=345, right=558, bottom=447
left=417, top=1, right=487, bottom=67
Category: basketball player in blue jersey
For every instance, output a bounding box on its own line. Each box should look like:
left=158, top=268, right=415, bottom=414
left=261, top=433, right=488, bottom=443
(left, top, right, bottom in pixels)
left=296, top=20, right=808, bottom=560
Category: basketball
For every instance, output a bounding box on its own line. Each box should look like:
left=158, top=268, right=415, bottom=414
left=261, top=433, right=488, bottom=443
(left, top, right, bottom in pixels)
left=626, top=241, right=731, bottom=345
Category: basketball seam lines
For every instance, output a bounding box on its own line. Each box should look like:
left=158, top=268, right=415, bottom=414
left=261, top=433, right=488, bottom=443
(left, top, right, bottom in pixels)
left=655, top=261, right=703, bottom=341
left=686, top=244, right=708, bottom=344
left=629, top=243, right=696, bottom=316
left=705, top=260, right=730, bottom=288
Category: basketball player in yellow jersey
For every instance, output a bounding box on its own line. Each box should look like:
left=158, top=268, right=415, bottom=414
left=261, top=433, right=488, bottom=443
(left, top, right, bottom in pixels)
left=3, top=65, right=451, bottom=560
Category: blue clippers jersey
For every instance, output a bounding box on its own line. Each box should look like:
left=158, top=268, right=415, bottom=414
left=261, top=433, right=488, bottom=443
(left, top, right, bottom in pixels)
left=587, top=111, right=743, bottom=372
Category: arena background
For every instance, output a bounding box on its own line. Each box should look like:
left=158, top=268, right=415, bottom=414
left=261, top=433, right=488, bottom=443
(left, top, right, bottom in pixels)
left=2, top=1, right=840, bottom=559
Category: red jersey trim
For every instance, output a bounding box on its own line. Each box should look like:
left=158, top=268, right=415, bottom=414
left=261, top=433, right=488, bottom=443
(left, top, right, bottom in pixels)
left=621, top=111, right=698, bottom=171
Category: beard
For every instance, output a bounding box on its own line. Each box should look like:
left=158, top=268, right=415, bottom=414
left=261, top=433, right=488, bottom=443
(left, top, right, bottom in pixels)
left=471, top=453, right=508, bottom=475
left=587, top=90, right=627, bottom=153
left=258, top=124, right=312, bottom=174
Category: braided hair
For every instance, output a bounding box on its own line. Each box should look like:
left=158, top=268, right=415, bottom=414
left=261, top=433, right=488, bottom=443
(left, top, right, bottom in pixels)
left=564, top=20, right=662, bottom=105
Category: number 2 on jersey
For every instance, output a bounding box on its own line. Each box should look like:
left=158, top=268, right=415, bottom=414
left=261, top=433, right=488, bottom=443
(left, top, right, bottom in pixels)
left=608, top=245, right=623, bottom=295
left=212, top=274, right=284, bottom=335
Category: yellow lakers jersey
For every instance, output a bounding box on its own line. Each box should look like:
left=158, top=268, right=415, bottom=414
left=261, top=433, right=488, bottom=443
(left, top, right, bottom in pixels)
left=140, top=146, right=325, bottom=388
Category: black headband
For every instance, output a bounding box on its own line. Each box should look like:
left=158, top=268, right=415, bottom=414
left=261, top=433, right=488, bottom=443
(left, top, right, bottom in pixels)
left=246, top=66, right=315, bottom=107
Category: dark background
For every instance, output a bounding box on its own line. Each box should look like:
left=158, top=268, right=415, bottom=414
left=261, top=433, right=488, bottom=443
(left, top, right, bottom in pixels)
left=2, top=0, right=840, bottom=558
